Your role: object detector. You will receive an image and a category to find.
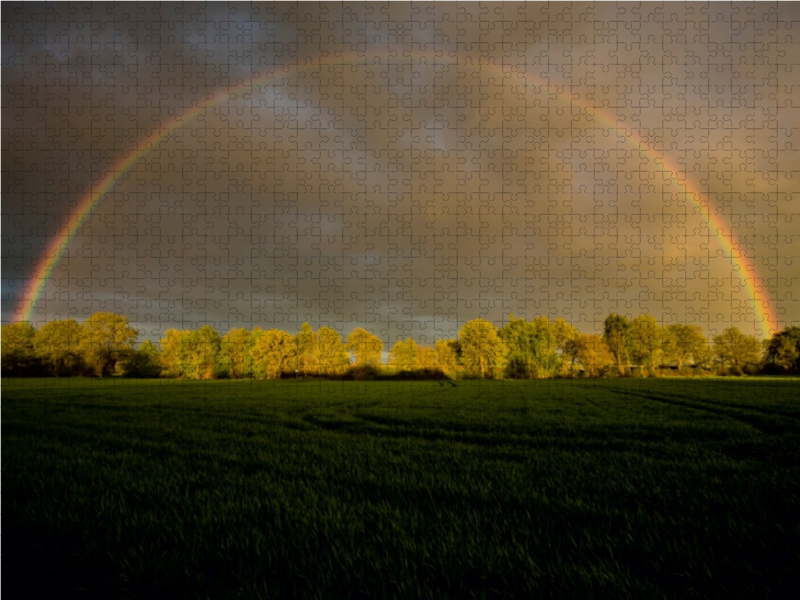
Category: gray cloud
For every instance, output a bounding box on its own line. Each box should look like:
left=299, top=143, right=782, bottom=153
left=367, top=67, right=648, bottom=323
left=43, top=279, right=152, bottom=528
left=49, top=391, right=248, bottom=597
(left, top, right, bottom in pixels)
left=3, top=2, right=798, bottom=343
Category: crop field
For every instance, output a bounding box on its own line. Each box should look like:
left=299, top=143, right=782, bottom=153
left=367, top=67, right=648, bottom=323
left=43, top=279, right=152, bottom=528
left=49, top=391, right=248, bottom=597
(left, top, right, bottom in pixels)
left=3, top=377, right=800, bottom=599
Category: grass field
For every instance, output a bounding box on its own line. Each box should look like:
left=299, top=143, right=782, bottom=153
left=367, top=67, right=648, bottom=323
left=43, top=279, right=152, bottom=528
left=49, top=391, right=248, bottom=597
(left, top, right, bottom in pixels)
left=3, top=377, right=800, bottom=599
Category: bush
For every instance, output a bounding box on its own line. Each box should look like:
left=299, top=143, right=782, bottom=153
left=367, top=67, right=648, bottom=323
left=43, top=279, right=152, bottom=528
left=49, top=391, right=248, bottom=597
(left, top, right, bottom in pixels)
left=391, top=368, right=448, bottom=380
left=342, top=365, right=383, bottom=380
left=742, top=364, right=760, bottom=376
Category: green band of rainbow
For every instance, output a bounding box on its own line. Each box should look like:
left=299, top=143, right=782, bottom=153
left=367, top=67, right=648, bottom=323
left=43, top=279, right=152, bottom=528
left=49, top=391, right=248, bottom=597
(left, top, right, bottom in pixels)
left=17, top=52, right=779, bottom=335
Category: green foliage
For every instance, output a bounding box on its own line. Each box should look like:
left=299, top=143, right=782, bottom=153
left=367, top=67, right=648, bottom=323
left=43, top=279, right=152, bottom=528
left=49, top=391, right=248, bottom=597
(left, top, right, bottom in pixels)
left=713, top=327, right=762, bottom=370
left=389, top=338, right=419, bottom=371
left=1, top=321, right=43, bottom=376
left=33, top=319, right=88, bottom=377
left=345, top=327, right=383, bottom=367
left=80, top=312, right=138, bottom=377
left=763, top=326, right=800, bottom=373
left=251, top=329, right=298, bottom=379
left=434, top=339, right=460, bottom=376
left=219, top=328, right=254, bottom=378
left=571, top=333, right=614, bottom=377
left=459, top=319, right=507, bottom=379
left=603, top=313, right=632, bottom=376
left=158, top=328, right=186, bottom=378
left=177, top=325, right=221, bottom=379
left=553, top=318, right=580, bottom=376
left=628, top=315, right=664, bottom=375
left=4, top=313, right=781, bottom=380
left=316, top=326, right=350, bottom=376
left=4, top=378, right=800, bottom=599
left=296, top=322, right=320, bottom=376
left=499, top=315, right=560, bottom=379
left=123, top=340, right=162, bottom=378
left=663, top=323, right=708, bottom=369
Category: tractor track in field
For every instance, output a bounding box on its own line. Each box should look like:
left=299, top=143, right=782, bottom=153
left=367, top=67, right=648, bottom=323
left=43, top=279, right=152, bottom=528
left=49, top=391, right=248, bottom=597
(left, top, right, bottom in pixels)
left=609, top=389, right=798, bottom=436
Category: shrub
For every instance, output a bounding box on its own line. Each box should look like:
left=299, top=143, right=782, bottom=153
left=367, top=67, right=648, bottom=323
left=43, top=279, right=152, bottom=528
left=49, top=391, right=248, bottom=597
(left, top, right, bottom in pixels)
left=342, top=365, right=382, bottom=380
left=742, top=364, right=760, bottom=376
left=726, top=365, right=744, bottom=377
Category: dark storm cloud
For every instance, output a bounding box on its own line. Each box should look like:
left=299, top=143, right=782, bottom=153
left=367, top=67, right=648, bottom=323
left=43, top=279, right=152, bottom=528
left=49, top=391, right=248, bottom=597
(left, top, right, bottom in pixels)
left=3, top=2, right=799, bottom=342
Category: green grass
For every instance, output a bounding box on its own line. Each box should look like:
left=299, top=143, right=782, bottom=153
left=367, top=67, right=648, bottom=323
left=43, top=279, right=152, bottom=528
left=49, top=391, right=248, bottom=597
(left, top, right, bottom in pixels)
left=3, top=378, right=800, bottom=599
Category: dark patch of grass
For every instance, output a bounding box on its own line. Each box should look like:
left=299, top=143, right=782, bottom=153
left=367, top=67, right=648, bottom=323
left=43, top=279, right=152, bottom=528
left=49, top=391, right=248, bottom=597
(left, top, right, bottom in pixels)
left=3, top=378, right=800, bottom=599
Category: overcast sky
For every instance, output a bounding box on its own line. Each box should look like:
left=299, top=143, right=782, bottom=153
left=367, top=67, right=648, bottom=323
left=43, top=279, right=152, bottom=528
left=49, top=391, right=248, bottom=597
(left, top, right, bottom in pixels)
left=3, top=2, right=799, bottom=344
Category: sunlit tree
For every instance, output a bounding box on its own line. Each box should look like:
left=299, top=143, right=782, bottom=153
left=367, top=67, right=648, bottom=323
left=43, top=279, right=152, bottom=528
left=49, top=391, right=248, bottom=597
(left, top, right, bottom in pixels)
left=33, top=318, right=86, bottom=377
left=252, top=329, right=297, bottom=379
left=603, top=313, right=631, bottom=376
left=435, top=339, right=460, bottom=376
left=499, top=315, right=559, bottom=379
left=296, top=322, right=320, bottom=376
left=762, top=326, right=800, bottom=372
left=220, top=327, right=253, bottom=378
left=346, top=327, right=383, bottom=367
left=389, top=338, right=419, bottom=371
left=713, top=327, right=762, bottom=371
left=1, top=321, right=41, bottom=376
left=158, top=329, right=187, bottom=377
left=416, top=345, right=439, bottom=370
left=80, top=312, right=138, bottom=377
left=663, top=323, right=707, bottom=369
left=123, top=339, right=162, bottom=378
left=317, top=326, right=350, bottom=376
left=629, top=315, right=664, bottom=375
left=459, top=319, right=507, bottom=379
left=553, top=318, right=580, bottom=376
left=572, top=334, right=614, bottom=378
left=178, top=325, right=221, bottom=379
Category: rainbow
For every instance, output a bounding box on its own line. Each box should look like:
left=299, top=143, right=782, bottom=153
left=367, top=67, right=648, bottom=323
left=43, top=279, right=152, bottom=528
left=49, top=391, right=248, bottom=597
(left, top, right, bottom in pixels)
left=16, top=52, right=779, bottom=335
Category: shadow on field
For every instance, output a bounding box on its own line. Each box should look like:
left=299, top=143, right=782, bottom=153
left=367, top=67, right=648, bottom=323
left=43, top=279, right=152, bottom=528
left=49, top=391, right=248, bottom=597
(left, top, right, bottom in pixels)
left=606, top=388, right=800, bottom=436
left=296, top=412, right=709, bottom=462
left=3, top=525, right=122, bottom=600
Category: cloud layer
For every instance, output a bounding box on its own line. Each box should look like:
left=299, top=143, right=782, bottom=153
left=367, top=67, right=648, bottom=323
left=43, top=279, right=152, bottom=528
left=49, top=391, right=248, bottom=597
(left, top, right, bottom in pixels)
left=3, top=3, right=799, bottom=342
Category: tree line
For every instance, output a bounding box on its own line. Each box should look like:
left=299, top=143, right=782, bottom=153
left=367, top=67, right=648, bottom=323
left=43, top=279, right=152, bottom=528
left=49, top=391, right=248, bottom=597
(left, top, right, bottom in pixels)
left=2, top=312, right=799, bottom=379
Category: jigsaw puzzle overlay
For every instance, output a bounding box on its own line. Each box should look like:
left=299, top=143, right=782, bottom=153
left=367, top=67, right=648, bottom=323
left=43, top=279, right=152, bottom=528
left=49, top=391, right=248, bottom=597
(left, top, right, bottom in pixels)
left=3, top=3, right=799, bottom=372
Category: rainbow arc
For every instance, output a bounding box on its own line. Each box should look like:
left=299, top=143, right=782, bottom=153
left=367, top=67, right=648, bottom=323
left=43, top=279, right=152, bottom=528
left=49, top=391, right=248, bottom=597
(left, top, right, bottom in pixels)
left=17, top=52, right=779, bottom=335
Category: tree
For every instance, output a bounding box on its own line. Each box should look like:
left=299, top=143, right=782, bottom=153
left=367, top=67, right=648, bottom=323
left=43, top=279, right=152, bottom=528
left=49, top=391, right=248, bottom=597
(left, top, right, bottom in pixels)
left=80, top=312, right=138, bottom=377
left=553, top=318, right=580, bottom=376
left=159, top=329, right=187, bottom=377
left=435, top=339, right=460, bottom=376
left=629, top=315, right=664, bottom=375
left=459, top=319, right=507, bottom=379
left=762, top=326, right=800, bottom=372
left=345, top=327, right=383, bottom=367
left=389, top=338, right=419, bottom=371
left=603, top=314, right=631, bottom=376
left=713, top=327, right=762, bottom=371
left=296, top=322, right=320, bottom=376
left=693, top=341, right=716, bottom=371
left=1, top=321, right=42, bottom=376
left=663, top=323, right=707, bottom=369
left=317, top=326, right=350, bottom=376
left=572, top=334, right=614, bottom=378
left=252, top=329, right=297, bottom=379
left=220, top=328, right=254, bottom=378
left=416, top=345, right=439, bottom=370
left=178, top=325, right=221, bottom=379
left=123, top=340, right=162, bottom=378
left=499, top=315, right=559, bottom=379
left=33, top=318, right=86, bottom=377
